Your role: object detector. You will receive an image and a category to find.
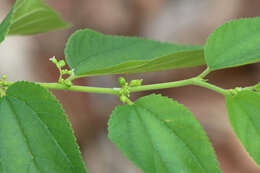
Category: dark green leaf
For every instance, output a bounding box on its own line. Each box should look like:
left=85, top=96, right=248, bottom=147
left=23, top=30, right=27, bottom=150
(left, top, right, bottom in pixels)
left=108, top=94, right=221, bottom=173
left=65, top=29, right=205, bottom=77
left=226, top=90, right=260, bottom=166
left=205, top=18, right=260, bottom=71
left=0, top=82, right=87, bottom=173
left=0, top=0, right=70, bottom=44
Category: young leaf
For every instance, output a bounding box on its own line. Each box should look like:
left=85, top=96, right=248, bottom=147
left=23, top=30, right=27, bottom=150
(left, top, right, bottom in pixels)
left=0, top=0, right=70, bottom=44
left=108, top=94, right=221, bottom=173
left=226, top=90, right=260, bottom=166
left=205, top=18, right=260, bottom=71
left=65, top=29, right=205, bottom=77
left=0, top=82, right=87, bottom=173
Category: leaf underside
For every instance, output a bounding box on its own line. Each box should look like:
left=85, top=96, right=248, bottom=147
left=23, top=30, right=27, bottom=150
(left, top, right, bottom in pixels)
left=65, top=29, right=205, bottom=77
left=0, top=0, right=70, bottom=44
left=8, top=0, right=70, bottom=35
left=108, top=94, right=221, bottom=173
left=0, top=82, right=87, bottom=173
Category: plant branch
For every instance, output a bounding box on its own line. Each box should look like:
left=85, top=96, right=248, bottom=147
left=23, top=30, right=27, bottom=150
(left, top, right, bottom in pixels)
left=3, top=81, right=120, bottom=95
left=128, top=79, right=194, bottom=92
left=128, top=78, right=229, bottom=95
left=197, top=67, right=210, bottom=79
left=191, top=79, right=230, bottom=95
left=2, top=73, right=230, bottom=96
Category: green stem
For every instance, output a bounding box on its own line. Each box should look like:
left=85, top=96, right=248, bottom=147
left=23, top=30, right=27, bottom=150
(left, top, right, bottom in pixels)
left=58, top=68, right=63, bottom=83
left=128, top=79, right=194, bottom=92
left=66, top=74, right=77, bottom=82
left=191, top=79, right=229, bottom=95
left=2, top=77, right=229, bottom=96
left=125, top=97, right=134, bottom=105
left=4, top=81, right=120, bottom=95
left=129, top=78, right=229, bottom=95
left=197, top=67, right=210, bottom=79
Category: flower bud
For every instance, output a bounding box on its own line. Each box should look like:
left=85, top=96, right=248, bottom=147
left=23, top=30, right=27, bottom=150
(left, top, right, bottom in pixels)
left=130, top=79, right=143, bottom=87
left=49, top=56, right=57, bottom=64
left=120, top=95, right=127, bottom=103
left=118, top=77, right=126, bottom=86
left=58, top=60, right=66, bottom=68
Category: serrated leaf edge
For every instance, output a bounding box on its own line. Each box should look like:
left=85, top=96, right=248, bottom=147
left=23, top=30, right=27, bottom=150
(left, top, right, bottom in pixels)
left=5, top=81, right=87, bottom=172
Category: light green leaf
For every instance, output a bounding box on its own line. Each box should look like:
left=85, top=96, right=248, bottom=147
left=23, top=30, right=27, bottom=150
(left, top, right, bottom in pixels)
left=205, top=18, right=260, bottom=71
left=226, top=90, right=260, bottom=166
left=9, top=0, right=70, bottom=35
left=255, top=83, right=260, bottom=91
left=0, top=8, right=14, bottom=44
left=65, top=29, right=205, bottom=77
left=0, top=0, right=70, bottom=44
left=0, top=82, right=87, bottom=173
left=108, top=94, right=221, bottom=173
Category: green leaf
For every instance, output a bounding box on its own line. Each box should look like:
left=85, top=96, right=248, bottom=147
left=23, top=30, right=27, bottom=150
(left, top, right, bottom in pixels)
left=226, top=90, right=260, bottom=166
left=0, top=8, right=14, bottom=44
left=0, top=82, right=87, bottom=173
left=255, top=83, right=260, bottom=91
left=205, top=18, right=260, bottom=71
left=108, top=94, right=221, bottom=173
left=0, top=0, right=70, bottom=44
left=65, top=29, right=205, bottom=77
left=9, top=0, right=70, bottom=35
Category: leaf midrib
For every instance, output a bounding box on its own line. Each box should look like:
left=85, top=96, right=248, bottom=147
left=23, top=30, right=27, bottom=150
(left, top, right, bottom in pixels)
left=5, top=97, right=42, bottom=173
left=133, top=106, right=170, bottom=173
left=230, top=97, right=260, bottom=143
left=6, top=96, right=75, bottom=171
left=135, top=103, right=207, bottom=173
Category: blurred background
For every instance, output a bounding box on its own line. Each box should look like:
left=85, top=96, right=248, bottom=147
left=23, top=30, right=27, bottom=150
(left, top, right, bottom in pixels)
left=1, top=0, right=260, bottom=172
